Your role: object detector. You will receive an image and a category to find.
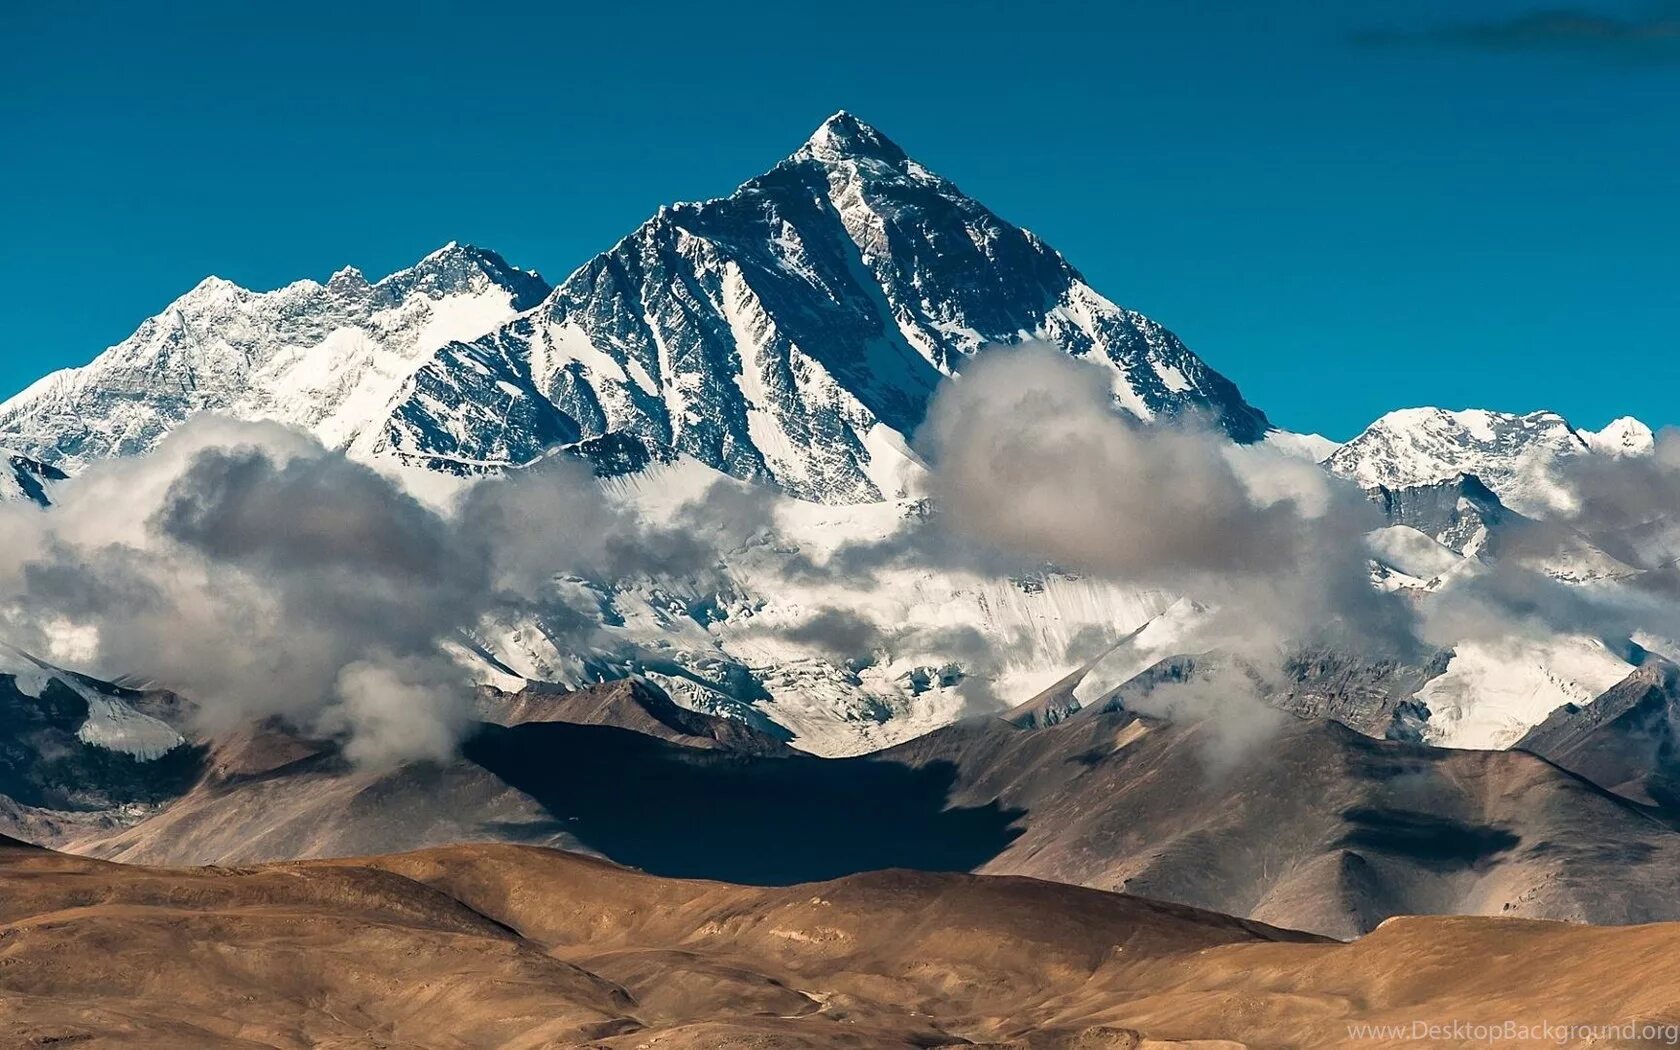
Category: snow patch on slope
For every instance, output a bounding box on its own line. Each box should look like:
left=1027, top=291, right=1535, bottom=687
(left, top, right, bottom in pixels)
left=1367, top=525, right=1467, bottom=587
left=0, top=648, right=183, bottom=760
left=1417, top=635, right=1634, bottom=749
left=74, top=690, right=185, bottom=761
left=0, top=451, right=64, bottom=506
left=1263, top=429, right=1341, bottom=463
left=1070, top=599, right=1206, bottom=706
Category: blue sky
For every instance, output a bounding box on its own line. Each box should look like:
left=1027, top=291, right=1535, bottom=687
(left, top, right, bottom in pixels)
left=4, top=0, right=1677, bottom=439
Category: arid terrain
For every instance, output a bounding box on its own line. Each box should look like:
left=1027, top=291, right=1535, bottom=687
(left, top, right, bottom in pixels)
left=3, top=834, right=1680, bottom=1048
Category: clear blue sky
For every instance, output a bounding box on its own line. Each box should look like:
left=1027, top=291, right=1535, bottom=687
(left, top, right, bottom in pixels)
left=5, top=0, right=1677, bottom=439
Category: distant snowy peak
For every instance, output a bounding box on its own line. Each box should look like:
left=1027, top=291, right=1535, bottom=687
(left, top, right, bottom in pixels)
left=1582, top=416, right=1655, bottom=457
left=1327, top=407, right=1651, bottom=517
left=371, top=111, right=1270, bottom=501
left=1263, top=429, right=1341, bottom=463
left=0, top=244, right=550, bottom=471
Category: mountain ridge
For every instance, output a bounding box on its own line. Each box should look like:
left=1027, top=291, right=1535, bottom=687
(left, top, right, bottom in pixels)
left=1327, top=406, right=1653, bottom=516
left=0, top=243, right=551, bottom=470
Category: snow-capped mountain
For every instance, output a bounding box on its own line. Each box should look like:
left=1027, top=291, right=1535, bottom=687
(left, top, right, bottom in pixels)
left=0, top=646, right=185, bottom=763
left=1583, top=416, right=1657, bottom=457
left=0, top=244, right=550, bottom=470
left=0, top=645, right=193, bottom=836
left=366, top=112, right=1270, bottom=500
left=1327, top=407, right=1652, bottom=517
left=0, top=110, right=1669, bottom=767
left=0, top=111, right=1274, bottom=756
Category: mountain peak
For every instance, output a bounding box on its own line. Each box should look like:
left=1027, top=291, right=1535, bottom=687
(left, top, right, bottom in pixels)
left=1327, top=406, right=1627, bottom=518
left=392, top=243, right=549, bottom=306
left=799, top=110, right=908, bottom=166
left=407, top=241, right=518, bottom=275
left=372, top=113, right=1271, bottom=493
left=1582, top=416, right=1655, bottom=457
left=326, top=265, right=368, bottom=290
left=419, top=240, right=472, bottom=263
left=182, top=275, right=244, bottom=300
left=409, top=241, right=501, bottom=275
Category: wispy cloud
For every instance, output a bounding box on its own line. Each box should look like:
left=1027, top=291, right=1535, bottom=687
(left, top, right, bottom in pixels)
left=1356, top=6, right=1680, bottom=63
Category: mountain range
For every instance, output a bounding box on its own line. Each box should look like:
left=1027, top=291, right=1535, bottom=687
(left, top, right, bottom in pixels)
left=0, top=242, right=550, bottom=471
left=1, top=114, right=1641, bottom=527
left=0, top=113, right=1267, bottom=503
left=2, top=113, right=1679, bottom=954
left=1, top=113, right=1657, bottom=759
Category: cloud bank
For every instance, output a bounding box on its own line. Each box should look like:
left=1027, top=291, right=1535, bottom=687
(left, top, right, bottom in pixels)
left=887, top=346, right=1418, bottom=662
left=5, top=345, right=1675, bottom=768
left=0, top=417, right=763, bottom=765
